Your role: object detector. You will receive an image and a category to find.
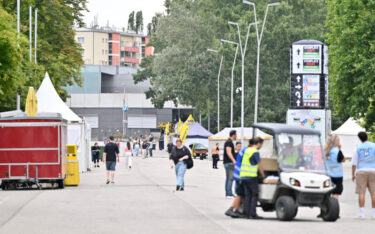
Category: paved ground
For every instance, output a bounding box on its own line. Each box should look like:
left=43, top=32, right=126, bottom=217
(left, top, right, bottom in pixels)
left=0, top=150, right=374, bottom=234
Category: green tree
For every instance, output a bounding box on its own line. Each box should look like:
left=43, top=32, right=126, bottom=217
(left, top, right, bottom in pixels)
left=0, top=0, right=87, bottom=108
left=136, top=0, right=328, bottom=132
left=326, top=0, right=375, bottom=132
left=135, top=11, right=143, bottom=34
left=128, top=11, right=135, bottom=31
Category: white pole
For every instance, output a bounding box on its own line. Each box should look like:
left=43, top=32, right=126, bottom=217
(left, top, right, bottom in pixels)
left=35, top=8, right=38, bottom=63
left=217, top=55, right=223, bottom=132
left=29, top=6, right=32, bottom=62
left=16, top=0, right=20, bottom=110
left=231, top=45, right=238, bottom=128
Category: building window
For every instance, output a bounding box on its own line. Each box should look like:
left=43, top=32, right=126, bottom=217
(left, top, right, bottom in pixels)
left=125, top=51, right=131, bottom=57
left=102, top=49, right=104, bottom=55
left=109, top=56, right=112, bottom=65
left=109, top=42, right=112, bottom=54
left=109, top=34, right=112, bottom=40
left=102, top=38, right=104, bottom=43
left=78, top=37, right=85, bottom=44
left=105, top=38, right=108, bottom=43
left=120, top=51, right=125, bottom=58
left=142, top=37, right=146, bottom=44
left=142, top=46, right=145, bottom=57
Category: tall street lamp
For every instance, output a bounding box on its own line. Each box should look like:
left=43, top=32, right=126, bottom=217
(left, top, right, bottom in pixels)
left=221, top=39, right=239, bottom=128
left=243, top=1, right=280, bottom=124
left=228, top=21, right=259, bottom=145
left=207, top=48, right=223, bottom=133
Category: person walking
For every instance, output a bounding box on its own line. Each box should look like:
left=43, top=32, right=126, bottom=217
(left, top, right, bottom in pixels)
left=134, top=142, right=140, bottom=157
left=124, top=141, right=133, bottom=169
left=352, top=131, right=375, bottom=219
left=169, top=138, right=191, bottom=191
left=167, top=140, right=174, bottom=157
left=324, top=134, right=345, bottom=200
left=149, top=140, right=154, bottom=157
left=212, top=143, right=220, bottom=169
left=223, top=130, right=237, bottom=198
left=103, top=136, right=119, bottom=184
left=142, top=140, right=148, bottom=159
left=91, top=142, right=100, bottom=168
left=240, top=137, right=265, bottom=219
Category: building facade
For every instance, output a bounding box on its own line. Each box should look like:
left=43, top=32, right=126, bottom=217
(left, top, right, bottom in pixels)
left=75, top=27, right=153, bottom=68
left=65, top=65, right=193, bottom=141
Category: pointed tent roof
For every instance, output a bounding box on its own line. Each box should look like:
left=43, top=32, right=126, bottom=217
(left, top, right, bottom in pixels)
left=333, top=118, right=365, bottom=135
left=36, top=73, right=82, bottom=122
left=178, top=123, right=213, bottom=139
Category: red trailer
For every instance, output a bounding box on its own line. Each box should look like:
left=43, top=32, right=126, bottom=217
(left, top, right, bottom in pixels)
left=0, top=114, right=67, bottom=189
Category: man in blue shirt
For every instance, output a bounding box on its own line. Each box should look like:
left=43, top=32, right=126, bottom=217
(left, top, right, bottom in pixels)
left=352, top=131, right=375, bottom=219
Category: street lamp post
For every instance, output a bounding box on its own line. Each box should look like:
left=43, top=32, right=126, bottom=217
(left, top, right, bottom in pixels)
left=207, top=48, right=223, bottom=133
left=221, top=39, right=239, bottom=128
left=243, top=1, right=280, bottom=124
left=228, top=21, right=259, bottom=145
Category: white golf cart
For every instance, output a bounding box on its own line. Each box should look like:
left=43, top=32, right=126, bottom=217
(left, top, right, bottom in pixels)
left=253, top=123, right=339, bottom=222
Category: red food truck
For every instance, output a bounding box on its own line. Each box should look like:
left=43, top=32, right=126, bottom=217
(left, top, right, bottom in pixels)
left=0, top=113, right=67, bottom=189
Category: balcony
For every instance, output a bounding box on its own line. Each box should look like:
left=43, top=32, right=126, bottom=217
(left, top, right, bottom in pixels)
left=123, top=47, right=140, bottom=53
left=124, top=57, right=140, bottom=64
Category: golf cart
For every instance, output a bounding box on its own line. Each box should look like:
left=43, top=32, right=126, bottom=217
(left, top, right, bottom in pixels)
left=189, top=143, right=208, bottom=160
left=253, top=123, right=339, bottom=222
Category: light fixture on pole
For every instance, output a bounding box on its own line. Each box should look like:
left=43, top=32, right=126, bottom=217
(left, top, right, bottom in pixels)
left=228, top=21, right=259, bottom=145
left=207, top=48, right=223, bottom=133
left=221, top=39, right=239, bottom=128
left=243, top=1, right=280, bottom=124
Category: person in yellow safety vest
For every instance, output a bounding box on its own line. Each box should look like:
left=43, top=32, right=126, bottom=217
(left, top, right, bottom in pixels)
left=240, top=137, right=266, bottom=219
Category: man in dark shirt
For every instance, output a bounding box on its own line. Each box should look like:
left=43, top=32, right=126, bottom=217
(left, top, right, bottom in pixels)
left=167, top=140, right=174, bottom=156
left=91, top=142, right=100, bottom=168
left=224, top=130, right=237, bottom=198
left=103, top=136, right=119, bottom=184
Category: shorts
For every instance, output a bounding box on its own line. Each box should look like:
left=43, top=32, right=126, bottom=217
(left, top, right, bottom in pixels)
left=106, top=161, right=116, bottom=171
left=331, top=177, right=343, bottom=195
left=356, top=171, right=375, bottom=195
left=235, top=181, right=245, bottom=196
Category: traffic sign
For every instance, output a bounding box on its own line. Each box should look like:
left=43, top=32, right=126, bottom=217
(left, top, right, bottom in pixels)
left=291, top=44, right=322, bottom=74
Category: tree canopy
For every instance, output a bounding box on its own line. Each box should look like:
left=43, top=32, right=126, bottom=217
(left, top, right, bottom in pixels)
left=326, top=0, right=375, bottom=133
left=0, top=0, right=87, bottom=111
left=136, top=0, right=328, bottom=132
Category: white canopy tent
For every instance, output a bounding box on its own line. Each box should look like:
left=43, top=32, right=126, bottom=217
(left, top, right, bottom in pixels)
left=208, top=127, right=273, bottom=159
left=36, top=73, right=91, bottom=172
left=332, top=118, right=366, bottom=158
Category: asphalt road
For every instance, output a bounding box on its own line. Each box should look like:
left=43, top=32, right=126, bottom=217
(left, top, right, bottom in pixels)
left=0, top=150, right=374, bottom=234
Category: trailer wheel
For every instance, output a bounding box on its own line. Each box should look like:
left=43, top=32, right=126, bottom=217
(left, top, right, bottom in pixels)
left=276, top=196, right=297, bottom=221
left=57, top=180, right=65, bottom=189
left=322, top=197, right=340, bottom=222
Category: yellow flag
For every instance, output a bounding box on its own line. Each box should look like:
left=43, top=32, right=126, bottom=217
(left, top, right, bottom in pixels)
left=177, top=118, right=183, bottom=133
left=25, top=87, right=38, bottom=117
left=165, top=122, right=170, bottom=145
left=180, top=124, right=190, bottom=144
left=186, top=114, right=195, bottom=125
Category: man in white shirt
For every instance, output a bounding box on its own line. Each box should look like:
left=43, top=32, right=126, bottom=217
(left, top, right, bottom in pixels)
left=352, top=132, right=375, bottom=219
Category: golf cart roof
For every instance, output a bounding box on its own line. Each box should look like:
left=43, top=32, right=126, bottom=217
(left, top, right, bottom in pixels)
left=252, top=123, right=321, bottom=135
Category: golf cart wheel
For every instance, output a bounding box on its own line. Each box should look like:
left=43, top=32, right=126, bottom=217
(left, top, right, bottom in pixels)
left=275, top=196, right=297, bottom=221
left=322, top=197, right=340, bottom=222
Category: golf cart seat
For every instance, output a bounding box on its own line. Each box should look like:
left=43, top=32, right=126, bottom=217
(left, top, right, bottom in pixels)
left=261, top=158, right=279, bottom=184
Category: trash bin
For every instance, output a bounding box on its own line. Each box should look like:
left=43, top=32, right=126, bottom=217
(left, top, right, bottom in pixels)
left=64, top=144, right=80, bottom=186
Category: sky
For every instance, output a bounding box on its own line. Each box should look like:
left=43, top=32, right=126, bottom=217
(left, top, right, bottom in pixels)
left=83, top=0, right=166, bottom=32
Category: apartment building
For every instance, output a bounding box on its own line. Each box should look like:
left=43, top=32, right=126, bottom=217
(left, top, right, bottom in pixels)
left=75, top=27, right=153, bottom=68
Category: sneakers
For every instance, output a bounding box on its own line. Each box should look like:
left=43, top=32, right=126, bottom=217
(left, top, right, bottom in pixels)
left=355, top=214, right=365, bottom=219
left=226, top=195, right=235, bottom=199
left=111, top=181, right=115, bottom=184
left=106, top=180, right=110, bottom=184
left=225, top=208, right=235, bottom=217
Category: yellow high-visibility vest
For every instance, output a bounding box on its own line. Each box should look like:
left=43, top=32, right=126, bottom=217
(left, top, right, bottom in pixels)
left=240, top=147, right=258, bottom=178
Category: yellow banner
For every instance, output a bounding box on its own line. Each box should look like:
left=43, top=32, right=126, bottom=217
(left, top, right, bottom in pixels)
left=165, top=122, right=170, bottom=145
left=180, top=124, right=190, bottom=144
left=177, top=118, right=183, bottom=133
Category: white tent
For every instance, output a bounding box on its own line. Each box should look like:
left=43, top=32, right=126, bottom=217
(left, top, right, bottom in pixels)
left=37, top=73, right=91, bottom=172
left=332, top=118, right=366, bottom=157
left=208, top=127, right=273, bottom=159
